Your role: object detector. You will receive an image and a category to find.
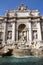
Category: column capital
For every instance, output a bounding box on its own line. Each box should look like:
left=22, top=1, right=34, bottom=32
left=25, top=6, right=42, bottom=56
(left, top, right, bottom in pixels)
left=37, top=18, right=40, bottom=22
left=28, top=18, right=31, bottom=22
left=4, top=18, right=7, bottom=22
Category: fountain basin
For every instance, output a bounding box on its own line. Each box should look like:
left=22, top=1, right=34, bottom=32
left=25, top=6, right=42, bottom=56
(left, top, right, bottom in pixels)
left=0, top=56, right=43, bottom=65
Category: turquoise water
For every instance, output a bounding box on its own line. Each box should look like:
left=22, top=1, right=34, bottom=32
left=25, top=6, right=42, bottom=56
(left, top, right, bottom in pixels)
left=0, top=56, right=43, bottom=65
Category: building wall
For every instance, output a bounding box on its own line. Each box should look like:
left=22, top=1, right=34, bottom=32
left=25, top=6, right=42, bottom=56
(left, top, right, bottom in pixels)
left=0, top=4, right=43, bottom=45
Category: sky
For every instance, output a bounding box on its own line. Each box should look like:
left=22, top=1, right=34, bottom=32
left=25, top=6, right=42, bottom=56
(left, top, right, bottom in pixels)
left=0, top=0, right=43, bottom=16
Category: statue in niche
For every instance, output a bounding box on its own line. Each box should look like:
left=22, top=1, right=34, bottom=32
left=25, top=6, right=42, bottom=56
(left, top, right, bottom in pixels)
left=33, top=32, right=37, bottom=39
left=19, top=31, right=26, bottom=42
left=8, top=32, right=12, bottom=39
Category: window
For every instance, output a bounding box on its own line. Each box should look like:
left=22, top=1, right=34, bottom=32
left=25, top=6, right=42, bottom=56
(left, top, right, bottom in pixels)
left=0, top=23, right=2, bottom=27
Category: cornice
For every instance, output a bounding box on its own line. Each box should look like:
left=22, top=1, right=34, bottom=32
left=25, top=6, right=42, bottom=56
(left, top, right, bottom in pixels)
left=31, top=18, right=40, bottom=22
left=0, top=15, right=42, bottom=23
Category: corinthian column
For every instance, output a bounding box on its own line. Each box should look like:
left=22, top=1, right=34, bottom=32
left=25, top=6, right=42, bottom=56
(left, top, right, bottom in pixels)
left=3, top=22, right=7, bottom=44
left=28, top=22, right=32, bottom=41
left=12, top=23, right=15, bottom=41
left=37, top=22, right=42, bottom=41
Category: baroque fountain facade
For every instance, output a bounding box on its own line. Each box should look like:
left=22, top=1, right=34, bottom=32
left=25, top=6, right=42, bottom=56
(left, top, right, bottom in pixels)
left=0, top=4, right=43, bottom=57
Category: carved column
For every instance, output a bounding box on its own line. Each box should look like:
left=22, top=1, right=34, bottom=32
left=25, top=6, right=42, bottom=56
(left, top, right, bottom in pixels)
left=16, top=24, right=19, bottom=41
left=12, top=23, right=15, bottom=41
left=37, top=22, right=42, bottom=41
left=3, top=22, right=7, bottom=44
left=28, top=22, right=32, bottom=41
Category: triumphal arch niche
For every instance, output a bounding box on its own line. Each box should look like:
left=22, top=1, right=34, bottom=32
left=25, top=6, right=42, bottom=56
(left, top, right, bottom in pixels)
left=18, top=24, right=28, bottom=41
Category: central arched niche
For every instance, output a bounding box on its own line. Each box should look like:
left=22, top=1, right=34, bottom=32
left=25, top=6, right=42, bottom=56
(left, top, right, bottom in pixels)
left=18, top=24, right=27, bottom=41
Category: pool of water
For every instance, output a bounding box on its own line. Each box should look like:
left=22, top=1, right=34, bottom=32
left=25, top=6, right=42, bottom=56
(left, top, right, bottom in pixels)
left=0, top=56, right=43, bottom=65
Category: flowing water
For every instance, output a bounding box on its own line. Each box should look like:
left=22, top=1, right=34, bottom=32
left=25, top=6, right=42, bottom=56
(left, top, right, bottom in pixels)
left=0, top=56, right=43, bottom=65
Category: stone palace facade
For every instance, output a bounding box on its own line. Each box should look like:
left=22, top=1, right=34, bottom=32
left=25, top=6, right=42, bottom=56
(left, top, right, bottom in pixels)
left=0, top=4, right=43, bottom=49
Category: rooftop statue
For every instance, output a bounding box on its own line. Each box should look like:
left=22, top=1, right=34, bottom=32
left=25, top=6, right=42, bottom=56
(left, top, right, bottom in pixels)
left=18, top=4, right=27, bottom=10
